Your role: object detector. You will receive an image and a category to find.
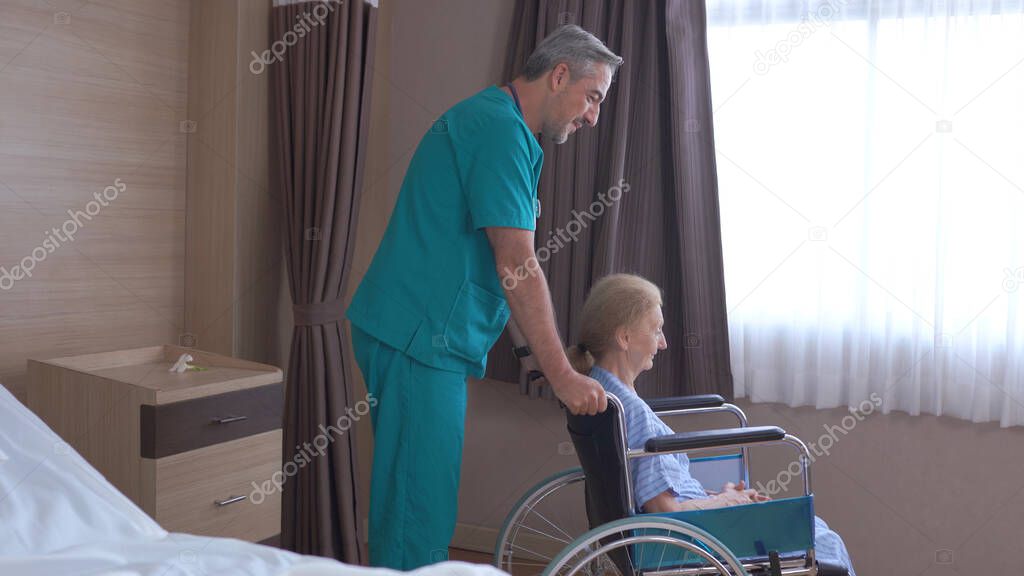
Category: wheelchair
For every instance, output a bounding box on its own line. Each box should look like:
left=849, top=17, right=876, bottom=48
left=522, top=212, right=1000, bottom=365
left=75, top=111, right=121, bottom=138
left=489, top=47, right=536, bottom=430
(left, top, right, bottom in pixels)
left=493, top=391, right=850, bottom=576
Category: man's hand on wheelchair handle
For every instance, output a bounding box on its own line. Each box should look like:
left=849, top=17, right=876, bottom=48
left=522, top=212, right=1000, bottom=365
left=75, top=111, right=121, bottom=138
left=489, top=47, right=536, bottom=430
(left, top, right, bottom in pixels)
left=550, top=370, right=607, bottom=415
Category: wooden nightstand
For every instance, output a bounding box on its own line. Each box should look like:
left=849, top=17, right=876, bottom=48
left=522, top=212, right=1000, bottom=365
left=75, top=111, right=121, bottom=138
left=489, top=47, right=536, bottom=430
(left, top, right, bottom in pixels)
left=26, top=345, right=283, bottom=544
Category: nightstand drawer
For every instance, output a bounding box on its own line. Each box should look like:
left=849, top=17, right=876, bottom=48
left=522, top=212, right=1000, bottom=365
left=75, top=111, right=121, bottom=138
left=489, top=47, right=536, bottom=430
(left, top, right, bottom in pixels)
left=140, top=383, right=283, bottom=458
left=154, top=430, right=281, bottom=542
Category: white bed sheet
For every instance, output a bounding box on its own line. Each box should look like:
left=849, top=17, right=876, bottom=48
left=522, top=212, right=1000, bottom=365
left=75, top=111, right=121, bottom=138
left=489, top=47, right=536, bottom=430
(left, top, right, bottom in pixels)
left=0, top=384, right=505, bottom=576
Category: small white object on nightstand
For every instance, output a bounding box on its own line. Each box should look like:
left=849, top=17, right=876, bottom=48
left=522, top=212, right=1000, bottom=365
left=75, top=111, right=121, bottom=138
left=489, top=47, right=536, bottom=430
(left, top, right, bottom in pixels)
left=168, top=353, right=193, bottom=373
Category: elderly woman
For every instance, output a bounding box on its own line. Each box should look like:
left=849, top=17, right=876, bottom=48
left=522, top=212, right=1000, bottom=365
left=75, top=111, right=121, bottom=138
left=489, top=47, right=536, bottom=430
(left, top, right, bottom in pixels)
left=565, top=273, right=856, bottom=574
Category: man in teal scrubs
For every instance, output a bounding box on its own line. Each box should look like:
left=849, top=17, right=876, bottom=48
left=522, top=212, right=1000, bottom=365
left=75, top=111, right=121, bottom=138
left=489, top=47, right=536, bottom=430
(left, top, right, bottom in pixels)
left=345, top=25, right=623, bottom=569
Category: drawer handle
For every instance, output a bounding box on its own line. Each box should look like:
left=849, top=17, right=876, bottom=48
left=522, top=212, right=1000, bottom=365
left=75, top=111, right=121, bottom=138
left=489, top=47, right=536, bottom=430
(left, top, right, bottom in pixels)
left=212, top=415, right=248, bottom=424
left=215, top=494, right=248, bottom=507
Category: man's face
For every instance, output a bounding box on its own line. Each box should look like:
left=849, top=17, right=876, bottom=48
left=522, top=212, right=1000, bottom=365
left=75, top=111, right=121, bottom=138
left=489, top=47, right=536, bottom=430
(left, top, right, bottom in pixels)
left=542, top=62, right=612, bottom=144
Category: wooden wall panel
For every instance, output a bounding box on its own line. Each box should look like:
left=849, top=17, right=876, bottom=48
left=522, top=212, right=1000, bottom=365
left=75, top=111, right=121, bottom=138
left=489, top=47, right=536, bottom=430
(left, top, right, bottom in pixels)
left=184, top=0, right=279, bottom=363
left=184, top=0, right=237, bottom=357
left=234, top=0, right=279, bottom=365
left=0, top=0, right=190, bottom=400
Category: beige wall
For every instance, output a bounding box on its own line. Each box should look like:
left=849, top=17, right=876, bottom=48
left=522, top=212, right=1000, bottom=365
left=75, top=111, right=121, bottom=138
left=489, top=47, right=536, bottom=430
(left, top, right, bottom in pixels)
left=348, top=1, right=1024, bottom=574
left=0, top=0, right=190, bottom=400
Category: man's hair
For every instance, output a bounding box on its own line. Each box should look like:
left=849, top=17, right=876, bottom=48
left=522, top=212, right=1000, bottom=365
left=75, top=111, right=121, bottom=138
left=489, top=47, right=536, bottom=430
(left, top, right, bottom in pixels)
left=520, top=24, right=623, bottom=82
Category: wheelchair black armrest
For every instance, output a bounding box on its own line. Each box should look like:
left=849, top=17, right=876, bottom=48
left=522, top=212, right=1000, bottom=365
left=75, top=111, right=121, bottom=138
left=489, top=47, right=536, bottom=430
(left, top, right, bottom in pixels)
left=644, top=426, right=786, bottom=453
left=816, top=561, right=849, bottom=576
left=644, top=394, right=725, bottom=412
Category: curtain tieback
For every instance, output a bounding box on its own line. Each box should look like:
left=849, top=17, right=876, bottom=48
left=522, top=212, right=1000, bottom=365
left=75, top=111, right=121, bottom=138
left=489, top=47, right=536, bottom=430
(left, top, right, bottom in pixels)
left=293, top=297, right=347, bottom=326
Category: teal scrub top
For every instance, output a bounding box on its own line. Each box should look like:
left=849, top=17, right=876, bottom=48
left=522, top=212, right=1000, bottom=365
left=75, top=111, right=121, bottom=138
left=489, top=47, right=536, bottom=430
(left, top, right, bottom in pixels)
left=345, top=85, right=544, bottom=378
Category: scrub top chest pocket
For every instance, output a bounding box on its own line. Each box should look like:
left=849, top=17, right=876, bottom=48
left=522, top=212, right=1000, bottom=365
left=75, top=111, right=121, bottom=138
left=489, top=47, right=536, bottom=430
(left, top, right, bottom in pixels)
left=442, top=279, right=510, bottom=363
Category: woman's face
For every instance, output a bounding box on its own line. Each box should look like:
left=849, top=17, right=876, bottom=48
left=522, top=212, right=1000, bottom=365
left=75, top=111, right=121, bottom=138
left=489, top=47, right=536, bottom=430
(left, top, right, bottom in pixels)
left=626, top=305, right=668, bottom=373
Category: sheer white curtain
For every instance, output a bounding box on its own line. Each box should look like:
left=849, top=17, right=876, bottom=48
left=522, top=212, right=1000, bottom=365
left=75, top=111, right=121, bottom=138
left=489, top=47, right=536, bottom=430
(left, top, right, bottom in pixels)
left=706, top=0, right=1024, bottom=426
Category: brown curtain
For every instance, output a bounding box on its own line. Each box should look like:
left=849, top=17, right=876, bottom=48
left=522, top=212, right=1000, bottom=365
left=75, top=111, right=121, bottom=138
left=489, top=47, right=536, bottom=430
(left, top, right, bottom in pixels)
left=486, top=0, right=733, bottom=400
left=271, top=0, right=377, bottom=562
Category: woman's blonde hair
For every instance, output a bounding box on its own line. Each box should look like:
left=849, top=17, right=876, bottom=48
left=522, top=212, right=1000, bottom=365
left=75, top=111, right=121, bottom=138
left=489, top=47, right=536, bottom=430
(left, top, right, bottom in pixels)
left=567, top=273, right=663, bottom=374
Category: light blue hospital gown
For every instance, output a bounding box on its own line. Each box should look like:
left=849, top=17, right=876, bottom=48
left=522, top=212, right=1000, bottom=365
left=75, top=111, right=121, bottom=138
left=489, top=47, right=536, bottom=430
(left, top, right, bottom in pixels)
left=589, top=365, right=856, bottom=574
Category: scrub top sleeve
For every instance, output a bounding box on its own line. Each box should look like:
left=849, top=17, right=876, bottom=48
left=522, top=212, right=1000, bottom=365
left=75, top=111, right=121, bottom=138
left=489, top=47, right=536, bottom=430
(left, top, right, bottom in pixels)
left=459, top=119, right=538, bottom=231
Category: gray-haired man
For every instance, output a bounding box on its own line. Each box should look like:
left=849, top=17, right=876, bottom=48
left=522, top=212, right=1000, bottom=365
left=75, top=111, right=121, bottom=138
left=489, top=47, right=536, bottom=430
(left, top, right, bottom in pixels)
left=345, top=25, right=623, bottom=569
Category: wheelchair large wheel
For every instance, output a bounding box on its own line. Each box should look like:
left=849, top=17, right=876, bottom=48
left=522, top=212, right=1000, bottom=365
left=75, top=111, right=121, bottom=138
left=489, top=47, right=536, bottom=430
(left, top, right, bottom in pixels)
left=543, top=516, right=748, bottom=576
left=494, top=467, right=589, bottom=574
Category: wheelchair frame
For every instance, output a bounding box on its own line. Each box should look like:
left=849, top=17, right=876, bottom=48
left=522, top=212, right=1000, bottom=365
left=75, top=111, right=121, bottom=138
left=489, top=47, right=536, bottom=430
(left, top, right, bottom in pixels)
left=494, top=393, right=822, bottom=576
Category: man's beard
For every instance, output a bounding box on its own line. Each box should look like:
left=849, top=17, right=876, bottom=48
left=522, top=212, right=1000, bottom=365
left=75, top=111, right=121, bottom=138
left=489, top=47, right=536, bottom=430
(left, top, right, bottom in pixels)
left=543, top=119, right=574, bottom=144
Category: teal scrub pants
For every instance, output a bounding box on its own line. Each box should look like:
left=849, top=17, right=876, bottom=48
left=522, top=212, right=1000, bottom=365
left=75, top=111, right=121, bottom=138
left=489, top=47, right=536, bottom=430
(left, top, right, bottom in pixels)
left=350, top=324, right=468, bottom=570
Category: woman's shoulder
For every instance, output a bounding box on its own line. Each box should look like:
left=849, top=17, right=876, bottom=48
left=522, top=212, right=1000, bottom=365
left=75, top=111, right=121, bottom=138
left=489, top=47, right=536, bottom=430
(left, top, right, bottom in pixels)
left=588, top=365, right=626, bottom=392
left=588, top=366, right=645, bottom=411
left=587, top=372, right=664, bottom=448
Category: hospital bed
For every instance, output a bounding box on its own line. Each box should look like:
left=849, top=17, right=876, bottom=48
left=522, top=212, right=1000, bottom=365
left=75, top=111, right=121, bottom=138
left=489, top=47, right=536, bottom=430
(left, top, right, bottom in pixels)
left=0, top=384, right=504, bottom=576
left=494, top=393, right=849, bottom=575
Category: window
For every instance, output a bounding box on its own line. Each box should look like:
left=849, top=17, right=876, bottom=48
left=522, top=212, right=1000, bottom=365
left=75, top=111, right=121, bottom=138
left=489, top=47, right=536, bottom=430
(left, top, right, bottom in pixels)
left=707, top=0, right=1024, bottom=426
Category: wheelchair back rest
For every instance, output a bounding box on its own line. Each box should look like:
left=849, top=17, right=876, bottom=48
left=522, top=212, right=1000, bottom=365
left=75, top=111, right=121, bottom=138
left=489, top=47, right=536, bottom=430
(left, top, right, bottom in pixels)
left=690, top=454, right=745, bottom=489
left=565, top=398, right=634, bottom=530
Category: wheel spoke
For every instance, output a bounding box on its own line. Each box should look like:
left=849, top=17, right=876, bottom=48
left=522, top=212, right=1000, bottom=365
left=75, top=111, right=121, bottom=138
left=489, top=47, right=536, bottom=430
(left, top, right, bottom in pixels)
left=503, top=558, right=551, bottom=576
left=656, top=534, right=668, bottom=571
left=515, top=522, right=573, bottom=545
left=508, top=541, right=554, bottom=562
left=544, top=518, right=747, bottom=576
left=629, top=528, right=640, bottom=573
left=497, top=470, right=587, bottom=574
left=622, top=528, right=630, bottom=569
left=524, top=505, right=576, bottom=542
